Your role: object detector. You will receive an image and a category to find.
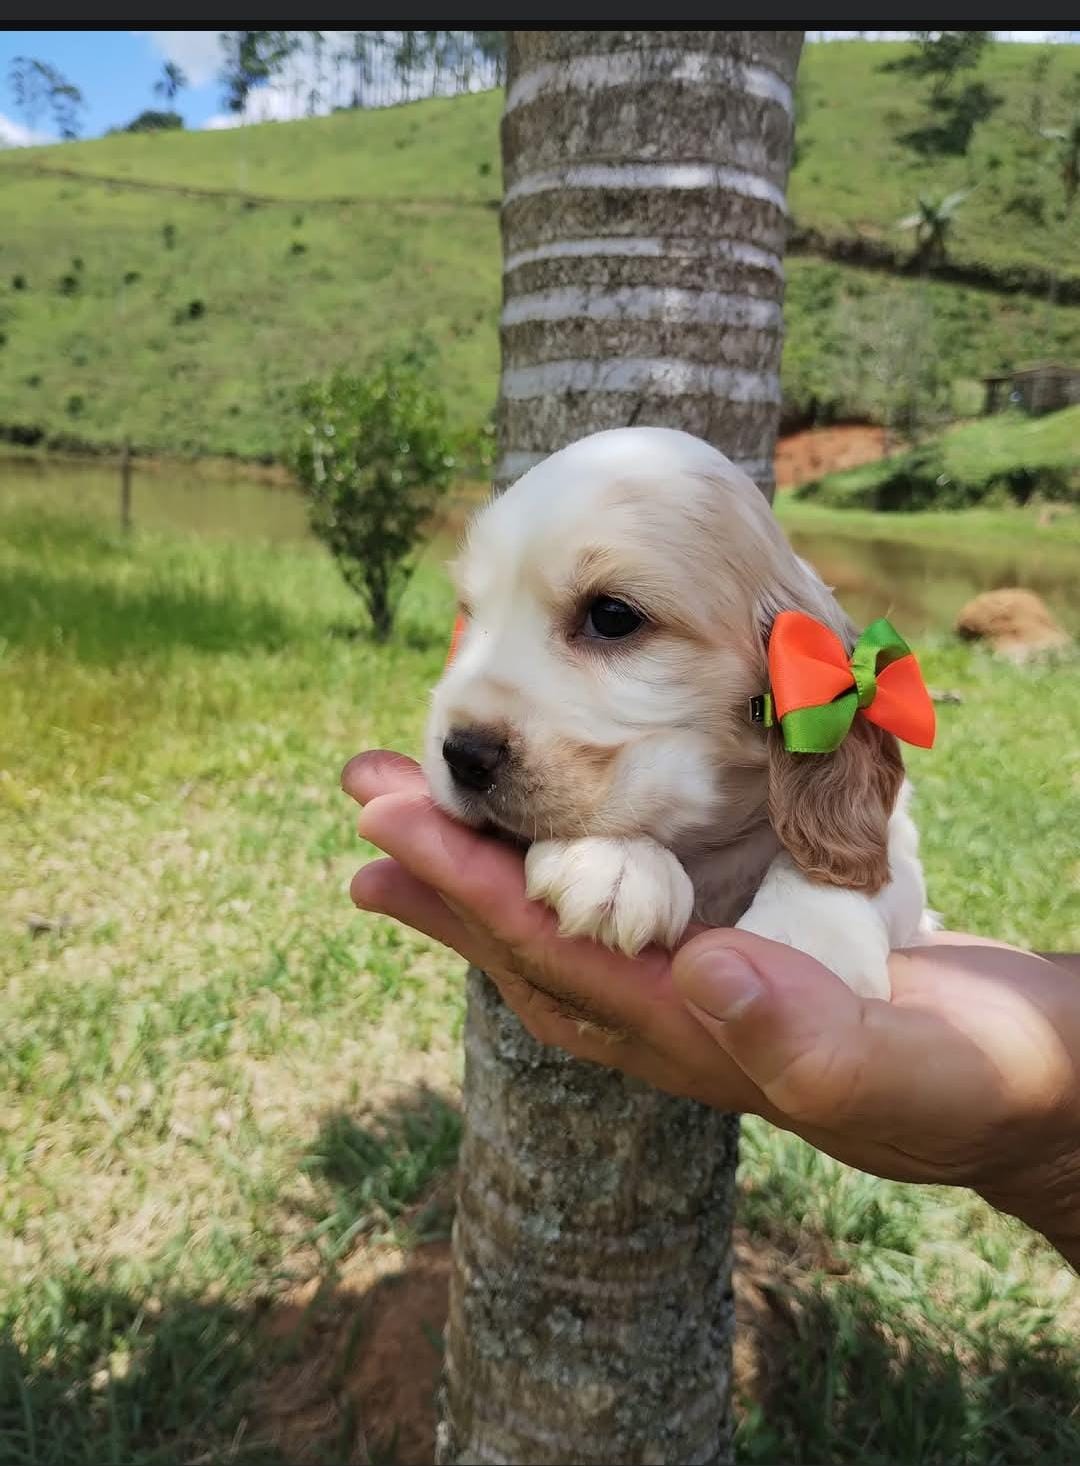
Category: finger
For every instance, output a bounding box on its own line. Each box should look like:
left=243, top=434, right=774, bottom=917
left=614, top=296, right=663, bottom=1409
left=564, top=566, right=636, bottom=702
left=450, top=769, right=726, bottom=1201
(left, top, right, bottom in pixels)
left=350, top=858, right=477, bottom=956
left=341, top=750, right=425, bottom=807
left=358, top=790, right=550, bottom=946
left=672, top=930, right=1000, bottom=1134
left=359, top=791, right=684, bottom=1022
left=359, top=792, right=773, bottom=1109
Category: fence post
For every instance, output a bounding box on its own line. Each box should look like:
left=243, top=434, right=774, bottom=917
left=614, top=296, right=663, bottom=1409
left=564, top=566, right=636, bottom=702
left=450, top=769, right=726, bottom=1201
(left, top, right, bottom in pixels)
left=120, top=440, right=133, bottom=533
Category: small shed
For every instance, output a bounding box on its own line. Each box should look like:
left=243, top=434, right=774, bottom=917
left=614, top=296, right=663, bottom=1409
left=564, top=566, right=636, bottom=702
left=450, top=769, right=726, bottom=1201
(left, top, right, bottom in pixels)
left=982, top=362, right=1080, bottom=417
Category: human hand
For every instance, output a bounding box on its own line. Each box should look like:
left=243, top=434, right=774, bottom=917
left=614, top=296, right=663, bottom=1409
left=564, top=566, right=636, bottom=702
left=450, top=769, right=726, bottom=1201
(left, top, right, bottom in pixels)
left=343, top=750, right=1080, bottom=1265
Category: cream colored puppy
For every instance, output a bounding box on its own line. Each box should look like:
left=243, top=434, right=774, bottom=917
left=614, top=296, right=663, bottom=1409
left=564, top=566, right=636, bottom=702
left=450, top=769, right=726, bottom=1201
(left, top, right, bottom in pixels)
left=423, top=427, right=933, bottom=999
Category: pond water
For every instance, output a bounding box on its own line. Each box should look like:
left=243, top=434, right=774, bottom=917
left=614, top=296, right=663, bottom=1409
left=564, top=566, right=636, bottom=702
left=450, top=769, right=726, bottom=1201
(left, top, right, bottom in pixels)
left=2, top=455, right=1076, bottom=636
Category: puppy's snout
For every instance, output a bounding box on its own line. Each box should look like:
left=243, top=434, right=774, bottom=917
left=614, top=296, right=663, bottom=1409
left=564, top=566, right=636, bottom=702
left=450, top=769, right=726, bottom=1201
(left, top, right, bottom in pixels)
left=442, top=727, right=508, bottom=793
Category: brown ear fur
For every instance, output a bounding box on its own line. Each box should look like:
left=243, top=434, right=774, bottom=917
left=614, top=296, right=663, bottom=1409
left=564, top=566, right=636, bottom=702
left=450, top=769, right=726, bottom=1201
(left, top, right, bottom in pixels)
left=768, top=717, right=905, bottom=893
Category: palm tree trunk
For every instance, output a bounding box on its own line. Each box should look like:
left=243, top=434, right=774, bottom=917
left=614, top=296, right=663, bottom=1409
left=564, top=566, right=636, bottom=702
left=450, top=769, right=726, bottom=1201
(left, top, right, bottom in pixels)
left=439, top=31, right=802, bottom=1466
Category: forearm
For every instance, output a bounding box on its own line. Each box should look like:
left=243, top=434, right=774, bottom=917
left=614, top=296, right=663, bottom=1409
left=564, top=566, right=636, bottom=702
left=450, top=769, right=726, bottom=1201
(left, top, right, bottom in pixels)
left=978, top=1137, right=1080, bottom=1273
left=1037, top=952, right=1080, bottom=981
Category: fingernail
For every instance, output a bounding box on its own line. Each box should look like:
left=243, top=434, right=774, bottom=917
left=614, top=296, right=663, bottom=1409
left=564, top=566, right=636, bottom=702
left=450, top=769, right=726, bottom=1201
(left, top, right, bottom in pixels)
left=676, top=945, right=763, bottom=1021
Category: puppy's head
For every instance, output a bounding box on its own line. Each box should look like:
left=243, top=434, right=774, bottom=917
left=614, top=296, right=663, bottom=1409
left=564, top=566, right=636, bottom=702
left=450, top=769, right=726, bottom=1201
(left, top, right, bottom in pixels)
left=424, top=427, right=902, bottom=886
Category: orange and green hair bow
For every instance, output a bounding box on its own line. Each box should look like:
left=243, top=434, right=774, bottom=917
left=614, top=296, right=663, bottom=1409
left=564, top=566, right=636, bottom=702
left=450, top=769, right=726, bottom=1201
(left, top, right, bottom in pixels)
left=754, top=611, right=936, bottom=753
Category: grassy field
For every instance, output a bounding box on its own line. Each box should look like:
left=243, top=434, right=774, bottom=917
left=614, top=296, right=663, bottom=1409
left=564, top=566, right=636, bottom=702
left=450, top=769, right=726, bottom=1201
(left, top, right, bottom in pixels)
left=789, top=39, right=1080, bottom=277
left=2, top=492, right=1078, bottom=1463
left=2, top=41, right=1079, bottom=456
left=796, top=405, right=1080, bottom=510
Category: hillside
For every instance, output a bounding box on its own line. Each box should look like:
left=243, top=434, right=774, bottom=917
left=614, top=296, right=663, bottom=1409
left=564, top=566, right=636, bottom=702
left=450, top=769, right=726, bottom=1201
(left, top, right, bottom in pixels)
left=1, top=41, right=1078, bottom=458
left=796, top=404, right=1080, bottom=509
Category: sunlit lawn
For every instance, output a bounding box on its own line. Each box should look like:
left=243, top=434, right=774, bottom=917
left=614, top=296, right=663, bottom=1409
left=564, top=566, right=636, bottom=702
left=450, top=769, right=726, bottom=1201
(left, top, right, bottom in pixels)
left=1, top=497, right=1078, bottom=1463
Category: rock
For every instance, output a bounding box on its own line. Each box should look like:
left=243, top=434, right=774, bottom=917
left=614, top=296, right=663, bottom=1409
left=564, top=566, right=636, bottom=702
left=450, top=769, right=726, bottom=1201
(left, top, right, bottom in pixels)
left=955, top=588, right=1071, bottom=664
left=929, top=688, right=963, bottom=704
left=26, top=913, right=71, bottom=937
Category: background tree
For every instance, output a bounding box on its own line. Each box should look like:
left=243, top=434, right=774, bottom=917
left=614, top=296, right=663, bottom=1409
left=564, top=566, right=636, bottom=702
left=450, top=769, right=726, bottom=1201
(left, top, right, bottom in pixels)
left=1042, top=111, right=1080, bottom=215
left=217, top=30, right=507, bottom=116
left=115, top=109, right=183, bottom=135
left=153, top=61, right=187, bottom=105
left=891, top=30, right=992, bottom=99
left=291, top=357, right=455, bottom=642
left=888, top=31, right=1000, bottom=157
left=438, top=29, right=802, bottom=1466
left=8, top=56, right=84, bottom=139
left=218, top=31, right=298, bottom=115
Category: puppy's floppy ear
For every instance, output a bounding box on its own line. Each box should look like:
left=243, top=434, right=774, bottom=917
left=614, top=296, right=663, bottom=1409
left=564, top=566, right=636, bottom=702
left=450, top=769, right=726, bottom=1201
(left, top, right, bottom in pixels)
left=755, top=572, right=904, bottom=894
left=766, top=717, right=904, bottom=893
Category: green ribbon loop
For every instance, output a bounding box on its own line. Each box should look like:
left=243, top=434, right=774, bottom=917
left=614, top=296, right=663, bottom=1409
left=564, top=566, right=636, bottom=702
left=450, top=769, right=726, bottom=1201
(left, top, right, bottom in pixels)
left=775, top=617, right=912, bottom=754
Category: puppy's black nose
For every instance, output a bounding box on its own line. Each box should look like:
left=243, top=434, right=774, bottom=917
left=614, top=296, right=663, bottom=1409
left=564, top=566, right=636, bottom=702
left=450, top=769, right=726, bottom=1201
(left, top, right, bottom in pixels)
left=442, top=727, right=507, bottom=792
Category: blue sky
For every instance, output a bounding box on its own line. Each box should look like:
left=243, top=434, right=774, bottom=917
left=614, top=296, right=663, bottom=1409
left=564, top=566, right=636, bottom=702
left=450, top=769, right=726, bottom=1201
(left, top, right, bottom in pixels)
left=0, top=31, right=225, bottom=142
left=2, top=30, right=1077, bottom=146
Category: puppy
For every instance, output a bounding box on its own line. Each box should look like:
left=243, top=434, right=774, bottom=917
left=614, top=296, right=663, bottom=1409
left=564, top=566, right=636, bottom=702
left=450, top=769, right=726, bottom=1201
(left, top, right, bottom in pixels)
left=423, top=427, right=935, bottom=999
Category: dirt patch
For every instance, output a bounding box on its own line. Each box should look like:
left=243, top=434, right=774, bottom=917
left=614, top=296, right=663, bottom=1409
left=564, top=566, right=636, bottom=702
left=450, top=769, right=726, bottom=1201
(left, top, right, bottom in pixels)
left=249, top=1225, right=826, bottom=1465
left=252, top=1242, right=450, bottom=1465
left=775, top=424, right=888, bottom=489
left=955, top=587, right=1072, bottom=663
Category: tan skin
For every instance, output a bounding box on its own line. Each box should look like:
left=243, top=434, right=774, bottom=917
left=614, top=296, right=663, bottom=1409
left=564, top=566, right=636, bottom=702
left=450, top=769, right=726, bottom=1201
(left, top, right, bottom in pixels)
left=343, top=750, right=1080, bottom=1270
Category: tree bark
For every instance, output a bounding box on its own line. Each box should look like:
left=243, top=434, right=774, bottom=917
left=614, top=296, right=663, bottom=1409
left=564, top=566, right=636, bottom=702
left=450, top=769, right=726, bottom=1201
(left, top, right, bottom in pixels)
left=438, top=31, right=802, bottom=1466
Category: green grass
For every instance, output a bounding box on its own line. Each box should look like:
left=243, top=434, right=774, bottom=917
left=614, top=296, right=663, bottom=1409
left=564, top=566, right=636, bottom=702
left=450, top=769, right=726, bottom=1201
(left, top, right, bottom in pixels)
left=2, top=496, right=1078, bottom=1461
left=795, top=405, right=1080, bottom=510
left=2, top=42, right=1079, bottom=456
left=790, top=40, right=1080, bottom=279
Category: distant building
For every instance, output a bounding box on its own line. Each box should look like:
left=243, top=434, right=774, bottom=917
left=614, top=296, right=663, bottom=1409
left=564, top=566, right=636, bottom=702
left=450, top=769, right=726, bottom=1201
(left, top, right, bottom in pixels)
left=981, top=363, right=1080, bottom=417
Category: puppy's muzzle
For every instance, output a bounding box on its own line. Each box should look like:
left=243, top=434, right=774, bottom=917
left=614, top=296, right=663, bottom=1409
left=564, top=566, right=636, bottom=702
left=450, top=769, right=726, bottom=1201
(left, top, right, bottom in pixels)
left=442, top=726, right=508, bottom=793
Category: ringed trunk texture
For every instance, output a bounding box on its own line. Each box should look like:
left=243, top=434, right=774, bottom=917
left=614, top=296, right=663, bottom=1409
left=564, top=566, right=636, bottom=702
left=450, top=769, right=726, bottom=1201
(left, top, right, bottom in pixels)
left=438, top=31, right=802, bottom=1466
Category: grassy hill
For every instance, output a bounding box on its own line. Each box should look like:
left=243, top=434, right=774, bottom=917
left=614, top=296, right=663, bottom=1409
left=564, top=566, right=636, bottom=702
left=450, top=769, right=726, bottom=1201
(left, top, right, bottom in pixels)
left=1, top=41, right=1078, bottom=459
left=796, top=404, right=1080, bottom=509
left=790, top=40, right=1080, bottom=279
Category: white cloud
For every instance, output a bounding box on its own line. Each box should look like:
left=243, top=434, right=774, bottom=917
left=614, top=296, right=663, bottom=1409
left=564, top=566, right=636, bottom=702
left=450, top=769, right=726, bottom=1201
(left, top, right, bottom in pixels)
left=133, top=31, right=222, bottom=88
left=0, top=111, right=52, bottom=147
left=200, top=31, right=500, bottom=130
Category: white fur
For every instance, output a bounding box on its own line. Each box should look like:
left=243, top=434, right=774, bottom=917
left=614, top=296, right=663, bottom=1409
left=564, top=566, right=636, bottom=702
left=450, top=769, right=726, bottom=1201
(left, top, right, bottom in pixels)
left=525, top=837, right=696, bottom=956
left=736, top=779, right=932, bottom=997
left=424, top=427, right=932, bottom=999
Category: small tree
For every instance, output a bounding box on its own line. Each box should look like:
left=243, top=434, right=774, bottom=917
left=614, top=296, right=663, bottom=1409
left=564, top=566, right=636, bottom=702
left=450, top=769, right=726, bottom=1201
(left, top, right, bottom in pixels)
left=898, top=188, right=972, bottom=268
left=1041, top=112, right=1080, bottom=214
left=292, top=360, right=455, bottom=641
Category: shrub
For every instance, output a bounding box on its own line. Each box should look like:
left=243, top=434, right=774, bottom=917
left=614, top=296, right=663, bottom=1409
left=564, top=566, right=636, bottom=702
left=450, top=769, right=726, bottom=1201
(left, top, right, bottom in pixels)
left=11, top=274, right=26, bottom=291
left=291, top=359, right=456, bottom=641
left=289, top=240, right=307, bottom=256
left=120, top=108, right=183, bottom=133
left=173, top=299, right=205, bottom=324
left=798, top=444, right=1079, bottom=512
left=162, top=223, right=177, bottom=249
left=58, top=273, right=80, bottom=296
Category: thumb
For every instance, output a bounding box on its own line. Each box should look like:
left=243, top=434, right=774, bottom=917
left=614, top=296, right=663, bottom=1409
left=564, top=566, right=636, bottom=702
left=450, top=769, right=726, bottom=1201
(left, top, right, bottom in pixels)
left=672, top=930, right=891, bottom=1126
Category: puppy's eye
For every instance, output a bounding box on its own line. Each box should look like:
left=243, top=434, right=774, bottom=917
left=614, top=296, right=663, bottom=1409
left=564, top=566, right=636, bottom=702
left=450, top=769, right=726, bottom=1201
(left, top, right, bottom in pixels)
left=583, top=596, right=645, bottom=640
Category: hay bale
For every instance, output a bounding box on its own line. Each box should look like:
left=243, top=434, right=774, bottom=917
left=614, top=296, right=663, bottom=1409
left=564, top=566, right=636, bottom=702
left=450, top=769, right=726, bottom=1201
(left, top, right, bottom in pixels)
left=955, top=588, right=1071, bottom=663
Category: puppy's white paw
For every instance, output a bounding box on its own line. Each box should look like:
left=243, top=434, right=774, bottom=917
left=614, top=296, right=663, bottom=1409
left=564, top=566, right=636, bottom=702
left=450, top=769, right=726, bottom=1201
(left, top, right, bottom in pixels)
left=525, top=837, right=694, bottom=956
left=736, top=860, right=892, bottom=1000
